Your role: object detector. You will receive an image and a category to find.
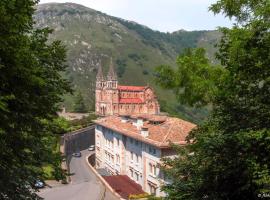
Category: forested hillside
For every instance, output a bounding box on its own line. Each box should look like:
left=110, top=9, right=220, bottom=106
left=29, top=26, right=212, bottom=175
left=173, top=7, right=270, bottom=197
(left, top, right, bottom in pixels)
left=35, top=3, right=220, bottom=122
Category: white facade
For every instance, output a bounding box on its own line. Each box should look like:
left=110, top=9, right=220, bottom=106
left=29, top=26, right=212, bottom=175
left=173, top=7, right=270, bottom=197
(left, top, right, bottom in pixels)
left=95, top=124, right=168, bottom=196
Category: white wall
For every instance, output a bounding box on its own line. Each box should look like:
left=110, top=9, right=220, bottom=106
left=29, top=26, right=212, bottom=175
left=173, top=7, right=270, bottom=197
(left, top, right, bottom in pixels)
left=95, top=124, right=166, bottom=197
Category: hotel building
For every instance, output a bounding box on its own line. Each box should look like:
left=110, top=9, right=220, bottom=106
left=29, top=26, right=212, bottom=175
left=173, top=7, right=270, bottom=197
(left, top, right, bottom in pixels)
left=94, top=114, right=196, bottom=196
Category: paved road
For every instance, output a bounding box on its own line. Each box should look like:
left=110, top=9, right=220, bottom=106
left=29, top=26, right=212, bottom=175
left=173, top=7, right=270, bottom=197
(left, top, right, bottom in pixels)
left=39, top=150, right=103, bottom=200
left=39, top=127, right=118, bottom=200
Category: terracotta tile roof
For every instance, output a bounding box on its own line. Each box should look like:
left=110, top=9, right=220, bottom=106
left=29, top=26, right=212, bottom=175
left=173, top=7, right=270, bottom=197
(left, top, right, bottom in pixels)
left=118, top=85, right=146, bottom=91
left=102, top=175, right=145, bottom=199
left=130, top=114, right=167, bottom=122
left=119, top=98, right=143, bottom=104
left=94, top=115, right=196, bottom=148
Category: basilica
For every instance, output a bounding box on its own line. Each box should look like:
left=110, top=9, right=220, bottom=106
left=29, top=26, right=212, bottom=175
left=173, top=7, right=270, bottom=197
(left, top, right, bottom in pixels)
left=95, top=59, right=160, bottom=116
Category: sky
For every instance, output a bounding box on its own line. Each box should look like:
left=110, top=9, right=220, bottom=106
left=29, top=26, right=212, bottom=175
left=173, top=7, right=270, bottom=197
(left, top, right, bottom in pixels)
left=39, top=0, right=233, bottom=32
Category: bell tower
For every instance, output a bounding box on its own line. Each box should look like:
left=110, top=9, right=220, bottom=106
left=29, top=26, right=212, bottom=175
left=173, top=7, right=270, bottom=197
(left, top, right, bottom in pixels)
left=106, top=58, right=119, bottom=115
left=106, top=57, right=118, bottom=89
left=95, top=62, right=105, bottom=115
left=96, top=62, right=105, bottom=89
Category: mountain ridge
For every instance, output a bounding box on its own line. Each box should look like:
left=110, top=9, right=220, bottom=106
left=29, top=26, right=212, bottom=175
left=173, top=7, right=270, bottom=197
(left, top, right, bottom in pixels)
left=35, top=2, right=219, bottom=122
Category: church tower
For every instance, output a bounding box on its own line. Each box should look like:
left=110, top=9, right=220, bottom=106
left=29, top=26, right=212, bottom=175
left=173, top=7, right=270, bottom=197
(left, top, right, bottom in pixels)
left=106, top=58, right=119, bottom=115
left=106, top=57, right=118, bottom=89
left=95, top=62, right=105, bottom=115
left=96, top=62, right=105, bottom=89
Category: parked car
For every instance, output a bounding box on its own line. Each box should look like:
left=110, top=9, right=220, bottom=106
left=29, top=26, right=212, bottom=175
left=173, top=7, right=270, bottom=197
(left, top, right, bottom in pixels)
left=88, top=145, right=95, bottom=151
left=34, top=180, right=45, bottom=189
left=72, top=152, right=81, bottom=157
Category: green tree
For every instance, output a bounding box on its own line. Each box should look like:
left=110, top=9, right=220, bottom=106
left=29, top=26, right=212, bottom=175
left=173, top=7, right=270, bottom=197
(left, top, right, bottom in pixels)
left=0, top=0, right=71, bottom=199
left=155, top=48, right=226, bottom=107
left=155, top=0, right=270, bottom=199
left=73, top=91, right=87, bottom=113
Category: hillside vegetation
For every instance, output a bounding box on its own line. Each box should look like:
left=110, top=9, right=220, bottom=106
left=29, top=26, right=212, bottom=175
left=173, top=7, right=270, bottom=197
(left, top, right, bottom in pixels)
left=35, top=3, right=221, bottom=123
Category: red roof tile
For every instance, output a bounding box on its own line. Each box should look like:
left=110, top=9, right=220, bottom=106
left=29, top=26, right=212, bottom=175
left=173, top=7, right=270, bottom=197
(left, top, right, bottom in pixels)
left=118, top=85, right=146, bottom=91
left=102, top=175, right=145, bottom=199
left=119, top=98, right=143, bottom=104
left=94, top=115, right=196, bottom=148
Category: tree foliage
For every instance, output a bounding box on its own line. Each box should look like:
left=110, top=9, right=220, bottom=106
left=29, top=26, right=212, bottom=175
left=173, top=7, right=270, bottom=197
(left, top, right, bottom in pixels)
left=0, top=0, right=71, bottom=199
left=156, top=0, right=270, bottom=199
left=73, top=91, right=87, bottom=113
left=155, top=48, right=226, bottom=107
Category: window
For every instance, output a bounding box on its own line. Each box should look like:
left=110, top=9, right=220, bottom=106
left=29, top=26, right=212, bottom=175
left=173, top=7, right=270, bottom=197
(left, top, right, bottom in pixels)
left=149, top=163, right=157, bottom=176
left=135, top=173, right=139, bottom=182
left=153, top=165, right=157, bottom=176
left=149, top=163, right=152, bottom=174
left=152, top=148, right=156, bottom=154
left=136, top=154, right=139, bottom=163
left=130, top=169, right=133, bottom=178
left=131, top=152, right=134, bottom=160
left=149, top=146, right=156, bottom=155
left=116, top=155, right=120, bottom=164
left=149, top=185, right=157, bottom=195
left=111, top=155, right=114, bottom=164
left=135, top=140, right=138, bottom=146
left=117, top=138, right=120, bottom=146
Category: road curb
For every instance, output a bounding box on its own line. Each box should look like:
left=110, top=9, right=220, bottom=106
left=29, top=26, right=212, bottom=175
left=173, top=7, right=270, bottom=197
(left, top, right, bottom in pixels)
left=85, top=154, right=124, bottom=200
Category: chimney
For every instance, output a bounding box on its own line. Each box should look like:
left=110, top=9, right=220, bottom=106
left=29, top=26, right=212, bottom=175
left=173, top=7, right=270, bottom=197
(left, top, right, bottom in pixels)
left=136, top=118, right=144, bottom=129
left=141, top=127, right=149, bottom=137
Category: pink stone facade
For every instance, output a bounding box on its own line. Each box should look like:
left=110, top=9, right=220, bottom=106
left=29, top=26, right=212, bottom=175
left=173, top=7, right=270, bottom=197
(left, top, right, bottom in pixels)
left=95, top=60, right=160, bottom=116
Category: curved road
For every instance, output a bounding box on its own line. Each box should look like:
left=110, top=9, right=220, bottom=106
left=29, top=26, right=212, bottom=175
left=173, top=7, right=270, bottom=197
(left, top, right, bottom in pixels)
left=39, top=150, right=103, bottom=200
left=39, top=127, right=118, bottom=200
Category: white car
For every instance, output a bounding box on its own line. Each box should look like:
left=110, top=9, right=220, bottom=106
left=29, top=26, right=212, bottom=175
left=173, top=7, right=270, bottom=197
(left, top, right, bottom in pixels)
left=88, top=145, right=95, bottom=151
left=34, top=180, right=45, bottom=188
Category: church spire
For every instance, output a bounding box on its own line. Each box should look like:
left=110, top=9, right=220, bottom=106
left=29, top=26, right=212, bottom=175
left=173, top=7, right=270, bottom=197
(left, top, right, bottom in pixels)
left=96, top=62, right=104, bottom=81
left=107, top=57, right=117, bottom=80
